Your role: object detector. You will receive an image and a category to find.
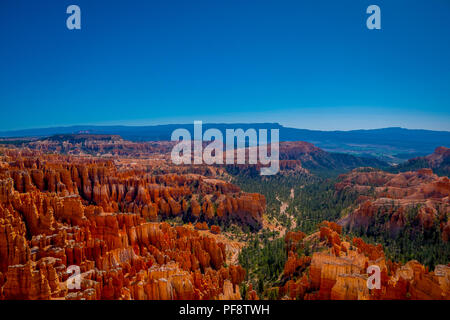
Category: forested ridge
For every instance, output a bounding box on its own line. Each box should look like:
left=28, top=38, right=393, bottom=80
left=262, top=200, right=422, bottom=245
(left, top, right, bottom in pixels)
left=230, top=169, right=450, bottom=298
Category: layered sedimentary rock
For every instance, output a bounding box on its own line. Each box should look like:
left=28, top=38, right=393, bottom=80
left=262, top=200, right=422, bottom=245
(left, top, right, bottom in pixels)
left=278, top=141, right=387, bottom=172
left=392, top=146, right=450, bottom=177
left=14, top=134, right=176, bottom=158
left=336, top=169, right=450, bottom=241
left=1, top=141, right=448, bottom=301
left=275, top=223, right=450, bottom=300
left=0, top=149, right=265, bottom=230
left=0, top=149, right=253, bottom=300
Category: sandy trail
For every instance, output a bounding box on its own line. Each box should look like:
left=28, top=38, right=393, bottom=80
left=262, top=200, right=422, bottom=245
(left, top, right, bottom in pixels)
left=272, top=188, right=297, bottom=237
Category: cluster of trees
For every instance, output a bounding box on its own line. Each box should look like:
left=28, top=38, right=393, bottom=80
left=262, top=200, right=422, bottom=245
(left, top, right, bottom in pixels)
left=386, top=157, right=450, bottom=177
left=290, top=180, right=358, bottom=233
left=238, top=230, right=287, bottom=298
left=0, top=140, right=30, bottom=146
left=231, top=170, right=360, bottom=234
left=230, top=172, right=317, bottom=227
left=233, top=172, right=358, bottom=296
left=232, top=168, right=450, bottom=287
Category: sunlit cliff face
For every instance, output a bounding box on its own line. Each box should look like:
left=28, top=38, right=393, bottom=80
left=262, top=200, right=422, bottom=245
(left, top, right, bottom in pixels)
left=0, top=147, right=266, bottom=300
left=0, top=140, right=449, bottom=300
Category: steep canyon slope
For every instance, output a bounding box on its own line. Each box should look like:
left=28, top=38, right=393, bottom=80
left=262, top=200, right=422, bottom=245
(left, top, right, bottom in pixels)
left=0, top=135, right=449, bottom=300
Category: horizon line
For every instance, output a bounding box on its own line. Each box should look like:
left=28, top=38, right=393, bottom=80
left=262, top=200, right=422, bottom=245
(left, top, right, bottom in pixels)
left=1, top=122, right=450, bottom=135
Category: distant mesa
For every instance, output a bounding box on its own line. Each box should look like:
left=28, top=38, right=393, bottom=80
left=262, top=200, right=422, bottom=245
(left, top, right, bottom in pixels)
left=46, top=133, right=123, bottom=143
left=389, top=146, right=450, bottom=177
left=0, top=134, right=388, bottom=176
left=0, top=124, right=449, bottom=163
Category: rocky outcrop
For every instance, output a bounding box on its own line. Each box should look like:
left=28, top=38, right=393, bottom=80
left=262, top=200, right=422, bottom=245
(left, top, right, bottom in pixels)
left=0, top=151, right=265, bottom=230
left=337, top=169, right=450, bottom=241
left=391, top=146, right=450, bottom=177
left=274, top=223, right=450, bottom=300
left=1, top=257, right=63, bottom=300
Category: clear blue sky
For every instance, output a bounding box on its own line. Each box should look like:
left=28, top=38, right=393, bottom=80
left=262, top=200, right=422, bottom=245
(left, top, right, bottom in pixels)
left=0, top=0, right=449, bottom=131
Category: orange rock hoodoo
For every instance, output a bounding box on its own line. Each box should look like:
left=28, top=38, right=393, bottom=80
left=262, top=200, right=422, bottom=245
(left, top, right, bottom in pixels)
left=0, top=149, right=254, bottom=300
left=275, top=223, right=450, bottom=300
left=336, top=169, right=450, bottom=241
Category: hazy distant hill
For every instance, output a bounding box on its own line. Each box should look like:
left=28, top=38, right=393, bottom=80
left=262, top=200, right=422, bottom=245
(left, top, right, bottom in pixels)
left=278, top=141, right=387, bottom=175
left=1, top=124, right=449, bottom=163
left=388, top=146, right=450, bottom=177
